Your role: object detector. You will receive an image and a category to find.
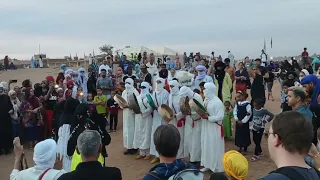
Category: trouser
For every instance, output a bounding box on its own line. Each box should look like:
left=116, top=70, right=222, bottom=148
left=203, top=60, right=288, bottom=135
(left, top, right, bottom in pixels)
left=109, top=113, right=118, bottom=130
left=97, top=113, right=107, bottom=131
left=252, top=128, right=264, bottom=155
left=139, top=149, right=150, bottom=156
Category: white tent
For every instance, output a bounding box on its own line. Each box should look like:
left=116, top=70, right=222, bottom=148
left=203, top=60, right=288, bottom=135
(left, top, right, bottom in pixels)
left=117, top=46, right=161, bottom=56
left=151, top=47, right=179, bottom=56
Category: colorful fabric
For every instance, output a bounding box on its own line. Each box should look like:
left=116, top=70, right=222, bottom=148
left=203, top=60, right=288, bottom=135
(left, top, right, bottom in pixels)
left=223, top=150, right=248, bottom=180
left=223, top=111, right=233, bottom=138
left=70, top=150, right=104, bottom=172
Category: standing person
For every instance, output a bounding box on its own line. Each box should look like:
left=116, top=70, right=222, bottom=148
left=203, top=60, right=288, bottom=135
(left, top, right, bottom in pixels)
left=4, top=55, right=9, bottom=71
left=158, top=63, right=168, bottom=79
left=193, top=65, right=213, bottom=90
left=250, top=98, right=274, bottom=162
left=168, top=80, right=185, bottom=159
left=248, top=65, right=267, bottom=106
left=223, top=101, right=233, bottom=139
left=266, top=68, right=275, bottom=101
left=214, top=61, right=232, bottom=102
left=136, top=82, right=153, bottom=160
left=122, top=66, right=137, bottom=82
left=228, top=51, right=235, bottom=66
left=233, top=91, right=251, bottom=155
left=77, top=68, right=88, bottom=96
left=20, top=88, right=42, bottom=149
left=200, top=82, right=225, bottom=172
left=96, top=69, right=113, bottom=99
left=94, top=87, right=108, bottom=131
left=138, top=65, right=152, bottom=86
left=98, top=59, right=111, bottom=75
left=287, top=87, right=313, bottom=121
left=301, top=75, right=320, bottom=144
left=150, top=78, right=169, bottom=164
left=235, top=62, right=250, bottom=92
left=258, top=112, right=320, bottom=180
left=39, top=55, right=44, bottom=68
left=179, top=86, right=202, bottom=166
left=260, top=49, right=268, bottom=67
left=281, top=81, right=293, bottom=112
left=302, top=47, right=309, bottom=68
left=9, top=90, right=21, bottom=138
left=107, top=91, right=119, bottom=133
left=224, top=58, right=236, bottom=89
left=121, top=78, right=138, bottom=155
left=0, top=85, right=14, bottom=155
left=121, top=55, right=132, bottom=74
left=146, top=53, right=159, bottom=90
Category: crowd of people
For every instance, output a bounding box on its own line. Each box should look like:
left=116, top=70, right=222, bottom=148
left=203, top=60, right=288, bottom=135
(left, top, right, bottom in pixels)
left=1, top=48, right=320, bottom=179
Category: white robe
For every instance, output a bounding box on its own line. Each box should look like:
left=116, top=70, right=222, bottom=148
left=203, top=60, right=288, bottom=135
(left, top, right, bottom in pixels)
left=184, top=93, right=203, bottom=162
left=146, top=62, right=159, bottom=90
left=149, top=89, right=169, bottom=156
left=169, top=93, right=185, bottom=159
left=201, top=96, right=225, bottom=172
left=56, top=124, right=72, bottom=172
left=133, top=92, right=144, bottom=149
left=77, top=75, right=88, bottom=95
left=121, top=89, right=138, bottom=149
left=39, top=59, right=44, bottom=68
left=139, top=96, right=154, bottom=150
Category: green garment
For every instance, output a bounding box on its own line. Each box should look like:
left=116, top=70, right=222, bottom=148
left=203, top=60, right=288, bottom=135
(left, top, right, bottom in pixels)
left=223, top=110, right=233, bottom=138
left=214, top=73, right=233, bottom=102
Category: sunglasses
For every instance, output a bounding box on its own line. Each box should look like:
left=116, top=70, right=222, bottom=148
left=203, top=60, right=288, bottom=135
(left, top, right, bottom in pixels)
left=264, top=131, right=275, bottom=139
left=140, top=86, right=146, bottom=89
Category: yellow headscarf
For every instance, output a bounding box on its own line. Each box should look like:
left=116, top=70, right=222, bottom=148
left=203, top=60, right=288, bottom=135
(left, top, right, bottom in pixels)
left=223, top=150, right=248, bottom=180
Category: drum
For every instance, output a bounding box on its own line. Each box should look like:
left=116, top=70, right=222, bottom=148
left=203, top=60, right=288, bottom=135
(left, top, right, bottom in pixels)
left=179, top=96, right=191, bottom=115
left=114, top=94, right=128, bottom=108
left=158, top=104, right=174, bottom=122
left=189, top=98, right=207, bottom=117
left=128, top=93, right=141, bottom=114
left=146, top=94, right=157, bottom=110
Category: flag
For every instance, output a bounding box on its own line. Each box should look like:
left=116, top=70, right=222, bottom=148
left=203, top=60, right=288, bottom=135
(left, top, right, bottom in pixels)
left=271, top=37, right=273, bottom=48
left=263, top=38, right=266, bottom=52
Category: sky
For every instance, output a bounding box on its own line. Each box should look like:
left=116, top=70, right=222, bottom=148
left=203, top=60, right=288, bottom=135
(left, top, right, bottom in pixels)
left=0, top=0, right=319, bottom=60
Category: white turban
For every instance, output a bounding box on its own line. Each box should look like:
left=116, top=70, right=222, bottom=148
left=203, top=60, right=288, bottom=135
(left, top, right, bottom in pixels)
left=180, top=86, right=194, bottom=98
left=33, top=139, right=57, bottom=169
left=8, top=90, right=16, bottom=97
left=204, top=82, right=216, bottom=99
left=156, top=77, right=165, bottom=91
left=125, top=78, right=134, bottom=92
left=65, top=69, right=74, bottom=75
left=1, top=81, right=8, bottom=90
left=140, top=81, right=151, bottom=98
left=169, top=80, right=180, bottom=95
left=301, top=69, right=310, bottom=76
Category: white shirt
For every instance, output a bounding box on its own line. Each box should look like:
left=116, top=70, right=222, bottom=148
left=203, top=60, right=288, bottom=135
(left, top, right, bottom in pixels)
left=10, top=167, right=66, bottom=180
left=98, top=64, right=111, bottom=74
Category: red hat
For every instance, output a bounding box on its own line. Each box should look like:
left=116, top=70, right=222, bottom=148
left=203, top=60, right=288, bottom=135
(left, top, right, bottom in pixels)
left=46, top=76, right=55, bottom=82
left=66, top=80, right=74, bottom=89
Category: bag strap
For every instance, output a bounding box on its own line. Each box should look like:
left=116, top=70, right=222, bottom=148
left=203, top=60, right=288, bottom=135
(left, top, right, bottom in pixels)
left=271, top=167, right=320, bottom=180
left=147, top=171, right=168, bottom=180
left=38, top=168, right=51, bottom=180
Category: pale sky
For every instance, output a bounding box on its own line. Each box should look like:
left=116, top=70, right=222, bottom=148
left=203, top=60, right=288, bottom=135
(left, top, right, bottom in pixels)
left=0, top=0, right=319, bottom=60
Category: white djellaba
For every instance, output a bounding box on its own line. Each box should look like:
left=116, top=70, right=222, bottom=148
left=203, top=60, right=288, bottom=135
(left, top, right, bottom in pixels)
left=136, top=82, right=154, bottom=157
left=179, top=86, right=202, bottom=162
left=149, top=78, right=169, bottom=158
left=168, top=80, right=185, bottom=159
left=121, top=78, right=138, bottom=150
left=201, top=82, right=225, bottom=172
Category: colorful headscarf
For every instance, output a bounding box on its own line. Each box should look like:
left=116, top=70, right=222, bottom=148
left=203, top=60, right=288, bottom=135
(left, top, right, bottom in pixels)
left=223, top=150, right=248, bottom=180
left=301, top=74, right=320, bottom=107
left=312, top=57, right=320, bottom=72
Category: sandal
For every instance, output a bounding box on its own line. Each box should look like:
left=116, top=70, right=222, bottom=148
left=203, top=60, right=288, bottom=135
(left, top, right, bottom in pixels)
left=250, top=155, right=259, bottom=162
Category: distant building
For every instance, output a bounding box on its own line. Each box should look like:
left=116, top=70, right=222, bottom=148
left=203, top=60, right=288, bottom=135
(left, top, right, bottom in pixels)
left=34, top=54, right=47, bottom=60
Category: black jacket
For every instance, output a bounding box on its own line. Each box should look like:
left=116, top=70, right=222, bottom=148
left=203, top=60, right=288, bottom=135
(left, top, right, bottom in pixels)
left=57, top=161, right=122, bottom=180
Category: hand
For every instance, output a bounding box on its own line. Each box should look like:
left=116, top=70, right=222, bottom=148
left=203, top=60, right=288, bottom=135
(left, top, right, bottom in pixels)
left=309, top=143, right=319, bottom=157
left=54, top=153, right=63, bottom=170
left=14, top=145, right=24, bottom=159
left=201, top=113, right=209, bottom=120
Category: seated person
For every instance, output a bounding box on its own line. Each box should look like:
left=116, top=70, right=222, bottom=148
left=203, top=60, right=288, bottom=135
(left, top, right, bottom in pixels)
left=9, top=62, right=17, bottom=70
left=58, top=130, right=121, bottom=180
left=143, top=125, right=196, bottom=180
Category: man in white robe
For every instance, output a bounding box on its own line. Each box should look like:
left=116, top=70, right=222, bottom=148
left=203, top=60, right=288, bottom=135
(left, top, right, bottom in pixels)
left=179, top=86, right=202, bottom=163
left=121, top=78, right=137, bottom=155
left=77, top=68, right=88, bottom=96
left=201, top=82, right=225, bottom=172
left=169, top=80, right=185, bottom=159
left=149, top=78, right=169, bottom=164
left=132, top=86, right=143, bottom=158
left=135, top=82, right=153, bottom=160
left=146, top=54, right=158, bottom=90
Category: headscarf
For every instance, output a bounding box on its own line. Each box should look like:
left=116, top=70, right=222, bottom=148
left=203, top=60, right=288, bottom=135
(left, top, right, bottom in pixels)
left=60, top=64, right=67, bottom=73
left=169, top=80, right=180, bottom=95
left=179, top=86, right=194, bottom=98
left=140, top=81, right=151, bottom=99
left=25, top=88, right=40, bottom=108
left=155, top=77, right=165, bottom=92
left=59, top=98, right=80, bottom=127
left=214, top=61, right=226, bottom=82
left=223, top=150, right=248, bottom=180
left=312, top=57, right=320, bottom=72
left=1, top=81, right=8, bottom=91
left=196, top=65, right=207, bottom=80
left=46, top=76, right=55, bottom=83
left=66, top=80, right=74, bottom=89
left=301, top=74, right=320, bottom=107
left=65, top=69, right=73, bottom=75
left=301, top=69, right=310, bottom=76
left=204, top=82, right=216, bottom=99
left=8, top=90, right=16, bottom=97
left=33, top=139, right=57, bottom=169
left=124, top=78, right=134, bottom=92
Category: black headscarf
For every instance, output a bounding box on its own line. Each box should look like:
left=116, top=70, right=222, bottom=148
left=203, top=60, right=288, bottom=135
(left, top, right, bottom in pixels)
left=58, top=98, right=80, bottom=127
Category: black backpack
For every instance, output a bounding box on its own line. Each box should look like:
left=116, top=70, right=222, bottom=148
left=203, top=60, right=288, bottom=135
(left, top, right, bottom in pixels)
left=269, top=167, right=320, bottom=180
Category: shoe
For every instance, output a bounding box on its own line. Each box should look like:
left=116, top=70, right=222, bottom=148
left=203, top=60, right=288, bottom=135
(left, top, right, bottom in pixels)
left=150, top=157, right=159, bottom=164
left=257, top=152, right=264, bottom=157
left=144, top=156, right=151, bottom=160
left=123, top=150, right=131, bottom=155
left=135, top=155, right=145, bottom=160
left=130, top=149, right=138, bottom=155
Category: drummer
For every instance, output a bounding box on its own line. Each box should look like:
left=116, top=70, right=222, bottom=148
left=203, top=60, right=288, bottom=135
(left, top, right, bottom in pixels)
left=168, top=80, right=185, bottom=159
left=179, top=86, right=203, bottom=166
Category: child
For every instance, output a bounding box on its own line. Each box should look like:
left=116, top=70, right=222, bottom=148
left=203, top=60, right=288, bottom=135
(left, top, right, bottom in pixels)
left=86, top=92, right=94, bottom=104
left=233, top=91, right=251, bottom=154
left=223, top=101, right=233, bottom=139
left=250, top=98, right=274, bottom=161
left=281, top=80, right=292, bottom=112
left=94, top=87, right=108, bottom=131
left=107, top=91, right=119, bottom=133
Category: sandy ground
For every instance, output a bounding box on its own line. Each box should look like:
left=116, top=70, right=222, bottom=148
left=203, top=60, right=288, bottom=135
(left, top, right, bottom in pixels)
left=0, top=68, right=281, bottom=180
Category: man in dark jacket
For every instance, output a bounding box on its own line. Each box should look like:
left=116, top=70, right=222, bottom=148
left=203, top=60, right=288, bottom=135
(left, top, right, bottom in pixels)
left=58, top=130, right=121, bottom=180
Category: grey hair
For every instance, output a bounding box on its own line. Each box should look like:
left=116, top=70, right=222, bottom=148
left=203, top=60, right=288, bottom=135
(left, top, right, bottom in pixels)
left=77, top=130, right=101, bottom=158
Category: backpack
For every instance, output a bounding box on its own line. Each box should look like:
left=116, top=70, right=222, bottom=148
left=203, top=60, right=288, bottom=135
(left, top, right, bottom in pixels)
left=269, top=167, right=320, bottom=180
left=147, top=169, right=204, bottom=180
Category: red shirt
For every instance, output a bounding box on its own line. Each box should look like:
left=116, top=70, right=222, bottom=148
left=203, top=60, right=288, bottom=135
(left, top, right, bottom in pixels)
left=302, top=51, right=309, bottom=57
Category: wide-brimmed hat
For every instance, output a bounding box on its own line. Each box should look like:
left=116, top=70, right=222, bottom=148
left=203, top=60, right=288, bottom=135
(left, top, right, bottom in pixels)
left=158, top=104, right=174, bottom=122
left=189, top=98, right=207, bottom=119
left=127, top=93, right=141, bottom=114
left=114, top=94, right=128, bottom=108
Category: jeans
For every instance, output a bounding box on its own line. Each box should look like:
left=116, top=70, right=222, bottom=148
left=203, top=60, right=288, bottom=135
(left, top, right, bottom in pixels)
left=13, top=123, right=20, bottom=137
left=252, top=128, right=264, bottom=155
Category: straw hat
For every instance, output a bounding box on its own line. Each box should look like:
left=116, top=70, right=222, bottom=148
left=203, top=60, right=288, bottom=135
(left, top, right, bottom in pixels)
left=158, top=104, right=174, bottom=122
left=127, top=93, right=141, bottom=114
left=189, top=98, right=207, bottom=118
left=114, top=94, right=128, bottom=108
